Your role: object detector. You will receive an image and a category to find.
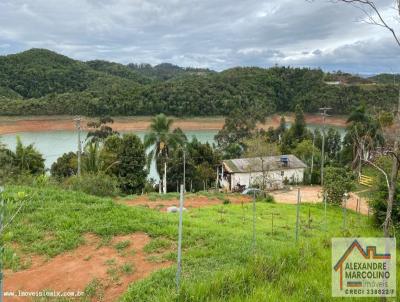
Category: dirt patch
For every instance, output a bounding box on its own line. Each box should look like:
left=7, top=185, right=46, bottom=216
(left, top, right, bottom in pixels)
left=259, top=113, right=348, bottom=129
left=0, top=116, right=224, bottom=135
left=269, top=186, right=369, bottom=215
left=4, top=233, right=172, bottom=302
left=0, top=114, right=347, bottom=135
left=120, top=194, right=252, bottom=211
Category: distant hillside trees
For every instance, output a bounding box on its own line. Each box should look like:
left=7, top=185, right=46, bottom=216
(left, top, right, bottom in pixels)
left=0, top=49, right=398, bottom=117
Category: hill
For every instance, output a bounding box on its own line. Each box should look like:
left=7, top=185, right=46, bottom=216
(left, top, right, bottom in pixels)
left=0, top=49, right=398, bottom=117
left=4, top=185, right=392, bottom=301
left=127, top=62, right=214, bottom=81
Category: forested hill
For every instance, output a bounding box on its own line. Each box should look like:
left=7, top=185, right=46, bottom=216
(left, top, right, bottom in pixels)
left=0, top=48, right=398, bottom=117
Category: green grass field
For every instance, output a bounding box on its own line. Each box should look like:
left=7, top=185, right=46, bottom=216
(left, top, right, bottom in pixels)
left=2, top=185, right=399, bottom=301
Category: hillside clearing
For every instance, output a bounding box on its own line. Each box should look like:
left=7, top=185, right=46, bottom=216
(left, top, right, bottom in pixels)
left=2, top=186, right=398, bottom=301
left=5, top=233, right=171, bottom=302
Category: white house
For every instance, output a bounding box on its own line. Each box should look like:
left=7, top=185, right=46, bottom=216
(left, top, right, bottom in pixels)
left=221, top=154, right=307, bottom=192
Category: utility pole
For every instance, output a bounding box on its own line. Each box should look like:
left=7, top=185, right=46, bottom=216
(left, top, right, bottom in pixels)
left=215, top=166, right=219, bottom=191
left=310, top=130, right=315, bottom=184
left=176, top=184, right=184, bottom=291
left=74, top=116, right=82, bottom=176
left=295, top=188, right=301, bottom=242
left=319, top=107, right=332, bottom=186
left=183, top=150, right=186, bottom=193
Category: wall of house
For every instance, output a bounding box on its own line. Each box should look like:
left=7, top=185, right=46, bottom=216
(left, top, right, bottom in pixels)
left=229, top=168, right=305, bottom=191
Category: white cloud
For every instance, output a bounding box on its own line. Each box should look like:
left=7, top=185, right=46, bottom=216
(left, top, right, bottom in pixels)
left=0, top=0, right=398, bottom=72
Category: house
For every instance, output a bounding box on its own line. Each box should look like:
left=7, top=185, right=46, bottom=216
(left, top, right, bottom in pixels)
left=220, top=154, right=307, bottom=192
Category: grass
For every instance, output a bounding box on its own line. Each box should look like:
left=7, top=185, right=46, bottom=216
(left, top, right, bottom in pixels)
left=114, top=240, right=131, bottom=252
left=2, top=185, right=399, bottom=301
left=143, top=237, right=172, bottom=253
left=120, top=262, right=135, bottom=275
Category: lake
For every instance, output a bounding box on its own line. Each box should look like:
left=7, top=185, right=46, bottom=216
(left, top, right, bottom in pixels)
left=1, top=124, right=346, bottom=180
left=1, top=130, right=218, bottom=180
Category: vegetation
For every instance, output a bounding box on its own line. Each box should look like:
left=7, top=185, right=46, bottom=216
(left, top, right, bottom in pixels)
left=323, top=167, right=353, bottom=204
left=63, top=173, right=120, bottom=197
left=1, top=185, right=395, bottom=302
left=144, top=114, right=185, bottom=194
left=0, top=49, right=398, bottom=117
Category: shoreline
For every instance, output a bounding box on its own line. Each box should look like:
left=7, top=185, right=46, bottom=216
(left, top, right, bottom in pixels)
left=0, top=114, right=348, bottom=135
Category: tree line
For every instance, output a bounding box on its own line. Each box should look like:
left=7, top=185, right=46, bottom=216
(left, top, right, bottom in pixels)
left=0, top=49, right=398, bottom=117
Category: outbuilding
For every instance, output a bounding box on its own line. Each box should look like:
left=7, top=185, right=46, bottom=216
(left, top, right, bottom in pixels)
left=221, top=154, right=307, bottom=192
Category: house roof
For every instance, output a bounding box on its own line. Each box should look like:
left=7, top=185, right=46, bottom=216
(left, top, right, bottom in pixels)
left=223, top=154, right=307, bottom=173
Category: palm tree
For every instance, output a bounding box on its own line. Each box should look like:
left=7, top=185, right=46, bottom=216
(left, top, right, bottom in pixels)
left=144, top=114, right=185, bottom=194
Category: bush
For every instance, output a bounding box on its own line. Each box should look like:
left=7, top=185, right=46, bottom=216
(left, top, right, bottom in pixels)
left=323, top=167, right=353, bottom=204
left=264, top=193, right=275, bottom=203
left=63, top=173, right=120, bottom=197
left=369, top=177, right=400, bottom=229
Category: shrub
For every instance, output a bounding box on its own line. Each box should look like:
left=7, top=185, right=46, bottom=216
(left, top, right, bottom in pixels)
left=51, top=152, right=77, bottom=178
left=63, top=173, right=120, bottom=197
left=263, top=193, right=275, bottom=203
left=323, top=167, right=353, bottom=204
left=369, top=176, right=400, bottom=229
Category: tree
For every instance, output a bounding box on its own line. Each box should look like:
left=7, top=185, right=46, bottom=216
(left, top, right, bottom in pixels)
left=334, top=0, right=400, bottom=47
left=325, top=128, right=342, bottom=161
left=14, top=136, right=45, bottom=175
left=323, top=167, right=353, bottom=204
left=50, top=152, right=77, bottom=178
left=293, top=139, right=321, bottom=184
left=215, top=109, right=257, bottom=151
left=243, top=136, right=279, bottom=158
left=117, top=134, right=148, bottom=194
left=292, top=104, right=307, bottom=139
left=328, top=0, right=400, bottom=238
left=144, top=114, right=185, bottom=194
left=280, top=106, right=312, bottom=154
left=86, top=116, right=118, bottom=143
left=167, top=138, right=221, bottom=192
left=345, top=105, right=383, bottom=176
left=0, top=141, right=16, bottom=181
left=82, top=141, right=103, bottom=174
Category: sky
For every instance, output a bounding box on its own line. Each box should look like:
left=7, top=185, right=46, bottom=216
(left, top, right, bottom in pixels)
left=0, top=0, right=399, bottom=74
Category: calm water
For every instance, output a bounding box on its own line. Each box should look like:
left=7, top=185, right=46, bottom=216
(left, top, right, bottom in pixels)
left=1, top=130, right=218, bottom=180
left=1, top=124, right=345, bottom=179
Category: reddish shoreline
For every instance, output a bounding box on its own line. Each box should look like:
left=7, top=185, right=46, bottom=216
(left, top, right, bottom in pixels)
left=0, top=114, right=348, bottom=135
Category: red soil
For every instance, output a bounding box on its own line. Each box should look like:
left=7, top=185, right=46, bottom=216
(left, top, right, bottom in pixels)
left=120, top=194, right=252, bottom=211
left=269, top=186, right=369, bottom=215
left=4, top=233, right=171, bottom=302
left=0, top=114, right=347, bottom=135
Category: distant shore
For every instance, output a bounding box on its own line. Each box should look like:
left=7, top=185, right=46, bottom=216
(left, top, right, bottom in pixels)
left=0, top=114, right=348, bottom=135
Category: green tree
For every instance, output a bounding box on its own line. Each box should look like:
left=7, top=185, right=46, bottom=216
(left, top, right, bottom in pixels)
left=293, top=140, right=321, bottom=184
left=50, top=152, right=77, bottom=178
left=292, top=104, right=306, bottom=139
left=117, top=134, right=148, bottom=194
left=243, top=135, right=279, bottom=158
left=323, top=167, right=353, bottom=204
left=167, top=138, right=221, bottom=192
left=0, top=141, right=16, bottom=181
left=325, top=128, right=341, bottom=161
left=344, top=105, right=383, bottom=175
left=86, top=116, right=118, bottom=143
left=144, top=114, right=184, bottom=194
left=14, top=136, right=45, bottom=175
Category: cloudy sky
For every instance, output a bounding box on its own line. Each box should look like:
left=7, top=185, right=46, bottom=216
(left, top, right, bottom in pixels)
left=0, top=0, right=399, bottom=73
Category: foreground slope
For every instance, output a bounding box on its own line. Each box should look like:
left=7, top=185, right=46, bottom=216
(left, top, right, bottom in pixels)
left=2, top=185, right=399, bottom=301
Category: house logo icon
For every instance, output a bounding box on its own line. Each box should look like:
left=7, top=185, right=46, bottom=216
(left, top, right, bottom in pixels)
left=332, top=238, right=396, bottom=297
